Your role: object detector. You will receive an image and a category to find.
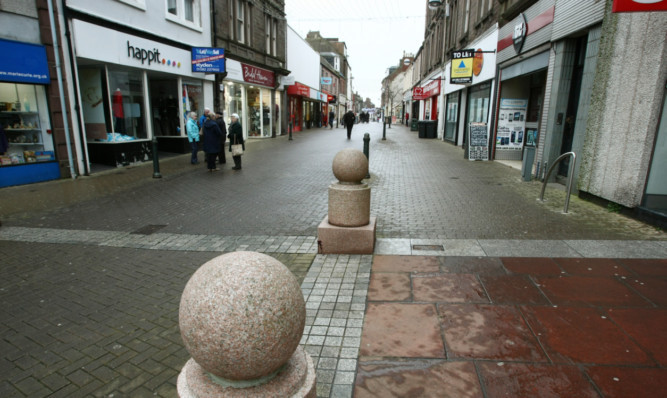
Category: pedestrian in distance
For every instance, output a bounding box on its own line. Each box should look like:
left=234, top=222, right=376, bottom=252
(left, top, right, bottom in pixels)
left=186, top=111, right=200, bottom=164
left=228, top=113, right=245, bottom=170
left=214, top=112, right=227, bottom=165
left=201, top=112, right=223, bottom=172
left=343, top=110, right=355, bottom=139
left=329, top=110, right=335, bottom=129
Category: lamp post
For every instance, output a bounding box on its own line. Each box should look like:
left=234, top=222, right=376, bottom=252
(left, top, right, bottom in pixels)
left=428, top=0, right=443, bottom=10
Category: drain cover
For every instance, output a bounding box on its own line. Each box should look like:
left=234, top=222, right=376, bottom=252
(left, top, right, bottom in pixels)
left=131, top=224, right=167, bottom=235
left=413, top=245, right=444, bottom=251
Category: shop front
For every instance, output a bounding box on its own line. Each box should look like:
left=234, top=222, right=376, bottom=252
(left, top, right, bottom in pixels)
left=442, top=26, right=498, bottom=159
left=413, top=78, right=441, bottom=122
left=71, top=19, right=214, bottom=166
left=224, top=60, right=281, bottom=139
left=287, top=82, right=309, bottom=132
left=0, top=38, right=59, bottom=188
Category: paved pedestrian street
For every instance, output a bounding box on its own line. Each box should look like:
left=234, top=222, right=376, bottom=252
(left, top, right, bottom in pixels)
left=1, top=122, right=666, bottom=397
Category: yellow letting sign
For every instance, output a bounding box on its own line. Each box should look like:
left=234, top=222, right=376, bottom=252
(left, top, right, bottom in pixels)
left=451, top=49, right=474, bottom=84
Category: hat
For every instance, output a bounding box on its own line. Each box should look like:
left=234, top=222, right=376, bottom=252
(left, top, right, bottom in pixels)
left=231, top=113, right=240, bottom=119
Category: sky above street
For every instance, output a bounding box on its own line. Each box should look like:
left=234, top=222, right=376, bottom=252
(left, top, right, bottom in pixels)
left=285, top=0, right=426, bottom=106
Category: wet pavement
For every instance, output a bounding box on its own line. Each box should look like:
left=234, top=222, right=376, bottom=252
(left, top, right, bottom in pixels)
left=1, top=122, right=666, bottom=397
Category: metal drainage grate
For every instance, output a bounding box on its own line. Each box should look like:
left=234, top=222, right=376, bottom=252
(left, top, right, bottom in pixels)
left=412, top=245, right=444, bottom=251
left=131, top=224, right=167, bottom=235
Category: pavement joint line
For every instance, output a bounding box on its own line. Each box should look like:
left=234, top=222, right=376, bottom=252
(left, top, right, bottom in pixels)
left=1, top=226, right=666, bottom=257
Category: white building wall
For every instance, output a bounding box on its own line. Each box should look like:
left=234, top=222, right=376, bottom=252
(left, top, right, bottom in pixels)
left=286, top=26, right=320, bottom=90
left=65, top=0, right=211, bottom=46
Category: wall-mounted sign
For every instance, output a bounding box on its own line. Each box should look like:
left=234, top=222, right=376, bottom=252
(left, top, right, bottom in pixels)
left=242, top=63, right=275, bottom=87
left=450, top=49, right=474, bottom=84
left=413, top=80, right=441, bottom=100
left=328, top=94, right=337, bottom=103
left=0, top=39, right=50, bottom=84
left=513, top=13, right=527, bottom=54
left=287, top=82, right=310, bottom=97
left=191, top=47, right=225, bottom=73
left=612, top=0, right=667, bottom=12
left=321, top=77, right=332, bottom=85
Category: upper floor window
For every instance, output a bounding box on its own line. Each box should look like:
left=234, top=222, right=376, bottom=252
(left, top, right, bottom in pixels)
left=230, top=0, right=252, bottom=45
left=116, top=0, right=146, bottom=10
left=166, top=0, right=201, bottom=29
left=464, top=0, right=470, bottom=33
left=265, top=16, right=278, bottom=56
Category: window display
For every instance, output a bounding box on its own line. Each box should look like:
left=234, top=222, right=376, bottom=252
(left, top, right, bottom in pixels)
left=108, top=68, right=147, bottom=140
left=261, top=89, right=272, bottom=137
left=274, top=91, right=281, bottom=136
left=225, top=82, right=243, bottom=124
left=182, top=81, right=204, bottom=126
left=0, top=82, right=54, bottom=166
left=247, top=87, right=261, bottom=136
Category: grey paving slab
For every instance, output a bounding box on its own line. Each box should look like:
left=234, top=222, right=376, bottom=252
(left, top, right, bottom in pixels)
left=478, top=239, right=583, bottom=258
left=564, top=240, right=667, bottom=258
left=375, top=238, right=411, bottom=255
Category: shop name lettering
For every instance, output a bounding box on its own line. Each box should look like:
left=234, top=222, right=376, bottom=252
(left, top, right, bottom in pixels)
left=243, top=66, right=270, bottom=84
left=127, top=41, right=161, bottom=65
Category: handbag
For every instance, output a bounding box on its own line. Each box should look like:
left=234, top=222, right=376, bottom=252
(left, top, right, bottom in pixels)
left=231, top=135, right=243, bottom=156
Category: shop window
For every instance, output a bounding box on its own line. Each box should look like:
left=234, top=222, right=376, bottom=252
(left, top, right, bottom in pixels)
left=224, top=82, right=243, bottom=125
left=182, top=81, right=204, bottom=124
left=274, top=91, right=281, bottom=136
left=149, top=79, right=179, bottom=136
left=165, top=0, right=201, bottom=29
left=261, top=89, right=272, bottom=137
left=247, top=87, right=261, bottom=136
left=108, top=68, right=147, bottom=140
left=445, top=92, right=459, bottom=142
left=78, top=67, right=109, bottom=140
left=0, top=82, right=54, bottom=166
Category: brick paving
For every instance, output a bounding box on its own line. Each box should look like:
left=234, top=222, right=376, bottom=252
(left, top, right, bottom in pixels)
left=1, top=122, right=666, bottom=397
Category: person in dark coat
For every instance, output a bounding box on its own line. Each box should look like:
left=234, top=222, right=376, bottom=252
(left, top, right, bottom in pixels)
left=228, top=113, right=245, bottom=170
left=201, top=113, right=222, bottom=172
left=214, top=112, right=227, bottom=165
left=328, top=110, right=335, bottom=129
left=343, top=110, right=355, bottom=139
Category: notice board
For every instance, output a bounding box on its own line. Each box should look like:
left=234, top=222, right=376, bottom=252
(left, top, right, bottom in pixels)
left=469, top=122, right=488, bottom=161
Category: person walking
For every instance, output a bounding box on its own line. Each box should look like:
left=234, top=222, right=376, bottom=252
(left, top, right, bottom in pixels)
left=201, top=112, right=223, bottom=172
left=186, top=111, right=200, bottom=164
left=214, top=112, right=227, bottom=165
left=328, top=110, right=335, bottom=129
left=228, top=113, right=245, bottom=170
left=343, top=110, right=355, bottom=139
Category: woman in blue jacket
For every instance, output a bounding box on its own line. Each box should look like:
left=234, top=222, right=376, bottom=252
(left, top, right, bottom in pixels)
left=186, top=111, right=200, bottom=164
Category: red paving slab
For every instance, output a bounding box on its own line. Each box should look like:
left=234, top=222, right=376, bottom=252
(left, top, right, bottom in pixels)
left=606, top=308, right=667, bottom=366
left=480, top=274, right=549, bottom=305
left=501, top=257, right=563, bottom=275
left=553, top=258, right=632, bottom=277
left=617, top=258, right=667, bottom=276
left=358, top=255, right=665, bottom=397
left=534, top=275, right=651, bottom=307
left=372, top=255, right=440, bottom=273
left=355, top=360, right=483, bottom=398
left=438, top=304, right=547, bottom=361
left=586, top=366, right=667, bottom=398
left=477, top=362, right=599, bottom=398
left=412, top=274, right=489, bottom=303
left=521, top=306, right=655, bottom=365
left=368, top=273, right=411, bottom=301
left=360, top=303, right=445, bottom=358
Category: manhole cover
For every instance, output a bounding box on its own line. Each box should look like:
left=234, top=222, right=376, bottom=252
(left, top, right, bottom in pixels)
left=413, top=245, right=444, bottom=251
left=131, top=224, right=167, bottom=235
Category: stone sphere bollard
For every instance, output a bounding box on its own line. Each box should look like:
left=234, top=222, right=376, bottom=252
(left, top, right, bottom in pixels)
left=328, top=148, right=371, bottom=227
left=177, top=251, right=316, bottom=397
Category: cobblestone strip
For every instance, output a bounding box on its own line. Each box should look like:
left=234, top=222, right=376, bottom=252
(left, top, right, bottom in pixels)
left=299, top=254, right=371, bottom=398
left=0, top=227, right=318, bottom=254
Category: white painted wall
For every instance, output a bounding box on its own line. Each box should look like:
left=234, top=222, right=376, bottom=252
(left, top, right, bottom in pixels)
left=286, top=26, right=320, bottom=90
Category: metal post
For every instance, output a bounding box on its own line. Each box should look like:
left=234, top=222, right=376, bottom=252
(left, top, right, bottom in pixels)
left=382, top=120, right=386, bottom=140
left=363, top=133, right=370, bottom=179
left=288, top=121, right=293, bottom=141
left=388, top=116, right=391, bottom=129
left=151, top=137, right=162, bottom=178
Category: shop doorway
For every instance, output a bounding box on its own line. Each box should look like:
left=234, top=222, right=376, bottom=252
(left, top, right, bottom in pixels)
left=558, top=35, right=587, bottom=177
left=149, top=78, right=179, bottom=136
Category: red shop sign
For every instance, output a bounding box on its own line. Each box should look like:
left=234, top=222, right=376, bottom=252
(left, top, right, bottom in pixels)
left=241, top=63, right=275, bottom=87
left=287, top=82, right=310, bottom=97
left=612, top=0, right=667, bottom=12
left=413, top=80, right=440, bottom=100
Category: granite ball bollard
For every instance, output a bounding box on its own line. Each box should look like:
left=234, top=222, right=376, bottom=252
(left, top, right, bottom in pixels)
left=332, top=148, right=369, bottom=184
left=177, top=251, right=316, bottom=397
left=328, top=149, right=371, bottom=227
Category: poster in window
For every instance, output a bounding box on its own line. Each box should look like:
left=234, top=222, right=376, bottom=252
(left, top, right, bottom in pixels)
left=497, top=98, right=528, bottom=150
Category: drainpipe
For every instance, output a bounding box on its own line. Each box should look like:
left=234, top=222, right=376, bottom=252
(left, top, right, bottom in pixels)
left=47, top=0, right=77, bottom=179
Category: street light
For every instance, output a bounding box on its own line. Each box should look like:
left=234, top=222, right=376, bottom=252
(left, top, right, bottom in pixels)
left=428, top=0, right=443, bottom=10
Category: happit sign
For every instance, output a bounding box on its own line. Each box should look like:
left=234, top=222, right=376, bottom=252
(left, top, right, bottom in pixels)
left=127, top=41, right=181, bottom=68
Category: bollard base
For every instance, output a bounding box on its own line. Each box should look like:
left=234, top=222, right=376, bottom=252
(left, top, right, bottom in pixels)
left=317, top=216, right=376, bottom=254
